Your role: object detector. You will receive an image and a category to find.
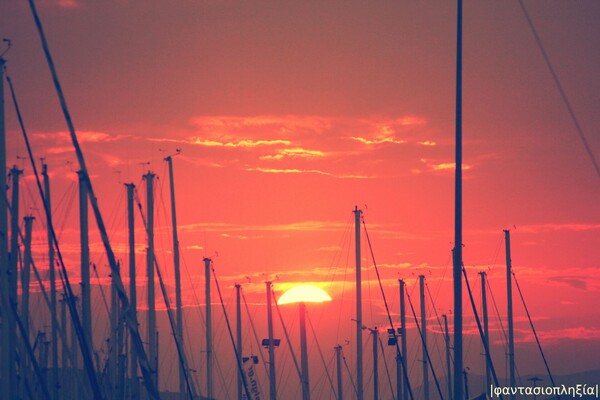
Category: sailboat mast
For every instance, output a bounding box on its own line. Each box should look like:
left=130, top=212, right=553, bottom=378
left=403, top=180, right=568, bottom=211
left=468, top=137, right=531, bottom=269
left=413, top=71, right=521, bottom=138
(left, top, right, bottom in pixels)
left=144, top=171, right=158, bottom=392
left=236, top=284, right=243, bottom=400
left=299, top=302, right=310, bottom=400
left=443, top=314, right=451, bottom=400
left=43, top=162, right=59, bottom=400
left=505, top=229, right=515, bottom=399
left=0, top=55, right=15, bottom=400
left=396, top=335, right=401, bottom=400
left=110, top=260, right=120, bottom=397
left=60, top=293, right=68, bottom=392
left=21, top=215, right=34, bottom=368
left=335, top=345, right=343, bottom=400
left=399, top=279, right=408, bottom=400
left=71, top=298, right=79, bottom=388
left=419, top=275, right=429, bottom=400
left=480, top=271, right=491, bottom=390
left=78, top=170, right=93, bottom=364
left=125, top=182, right=140, bottom=399
left=8, top=165, right=21, bottom=397
left=453, top=1, right=464, bottom=399
left=266, top=280, right=277, bottom=400
left=165, top=156, right=186, bottom=400
left=353, top=206, right=363, bottom=400
left=372, top=328, right=379, bottom=400
left=204, top=257, right=213, bottom=399
left=202, top=259, right=214, bottom=398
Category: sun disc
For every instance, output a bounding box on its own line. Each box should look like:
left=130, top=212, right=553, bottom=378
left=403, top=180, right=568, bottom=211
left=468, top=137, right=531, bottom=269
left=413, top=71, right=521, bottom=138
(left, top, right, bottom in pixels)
left=277, top=285, right=332, bottom=305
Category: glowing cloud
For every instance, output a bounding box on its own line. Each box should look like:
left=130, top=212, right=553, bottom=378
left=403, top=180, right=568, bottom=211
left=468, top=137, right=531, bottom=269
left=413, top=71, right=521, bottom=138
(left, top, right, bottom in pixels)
left=189, top=137, right=291, bottom=147
left=420, top=158, right=473, bottom=172
left=245, top=167, right=367, bottom=179
left=351, top=136, right=406, bottom=145
left=260, top=148, right=326, bottom=160
left=277, top=285, right=332, bottom=305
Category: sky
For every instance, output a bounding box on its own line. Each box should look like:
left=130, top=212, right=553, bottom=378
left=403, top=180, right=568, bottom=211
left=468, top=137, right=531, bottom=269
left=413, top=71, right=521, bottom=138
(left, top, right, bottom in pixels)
left=2, top=0, right=600, bottom=397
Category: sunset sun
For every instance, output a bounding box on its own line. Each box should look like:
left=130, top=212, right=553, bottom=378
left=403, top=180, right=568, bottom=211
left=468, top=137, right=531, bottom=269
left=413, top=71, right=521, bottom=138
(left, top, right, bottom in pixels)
left=277, top=285, right=332, bottom=305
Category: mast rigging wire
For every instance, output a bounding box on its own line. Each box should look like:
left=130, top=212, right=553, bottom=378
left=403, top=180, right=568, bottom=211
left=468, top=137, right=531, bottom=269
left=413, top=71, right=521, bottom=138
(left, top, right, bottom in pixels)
left=241, top=288, right=270, bottom=378
left=518, top=0, right=600, bottom=179
left=461, top=267, right=503, bottom=393
left=362, top=217, right=415, bottom=400
left=426, top=282, right=453, bottom=371
left=306, top=308, right=338, bottom=399
left=378, top=335, right=396, bottom=399
left=11, top=300, right=52, bottom=400
left=133, top=188, right=197, bottom=400
left=405, top=289, right=445, bottom=400
left=210, top=262, right=253, bottom=400
left=341, top=347, right=358, bottom=397
left=272, top=288, right=303, bottom=384
left=512, top=272, right=559, bottom=392
left=3, top=184, right=80, bottom=376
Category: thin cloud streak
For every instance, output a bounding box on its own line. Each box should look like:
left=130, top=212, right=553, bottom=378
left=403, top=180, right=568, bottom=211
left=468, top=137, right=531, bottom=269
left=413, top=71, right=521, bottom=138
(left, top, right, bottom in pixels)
left=245, top=167, right=368, bottom=179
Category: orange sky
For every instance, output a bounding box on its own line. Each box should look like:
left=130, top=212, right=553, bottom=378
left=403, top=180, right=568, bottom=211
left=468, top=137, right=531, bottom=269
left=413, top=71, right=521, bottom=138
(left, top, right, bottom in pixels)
left=2, top=0, right=600, bottom=396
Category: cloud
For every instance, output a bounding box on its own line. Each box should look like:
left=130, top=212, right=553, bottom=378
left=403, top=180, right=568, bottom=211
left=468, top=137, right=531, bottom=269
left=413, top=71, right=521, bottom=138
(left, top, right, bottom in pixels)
left=245, top=167, right=367, bottom=179
left=189, top=115, right=334, bottom=133
left=189, top=137, right=291, bottom=148
left=34, top=130, right=121, bottom=143
left=220, top=233, right=262, bottom=240
left=349, top=116, right=429, bottom=146
left=351, top=124, right=406, bottom=145
left=316, top=245, right=342, bottom=252
left=179, top=220, right=350, bottom=234
left=419, top=158, right=473, bottom=172
left=351, top=136, right=406, bottom=145
left=44, top=146, right=73, bottom=155
left=260, top=148, right=327, bottom=160
left=518, top=327, right=600, bottom=344
left=58, top=0, right=79, bottom=7
left=39, top=0, right=80, bottom=8
left=548, top=276, right=588, bottom=290
left=516, top=223, right=600, bottom=233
